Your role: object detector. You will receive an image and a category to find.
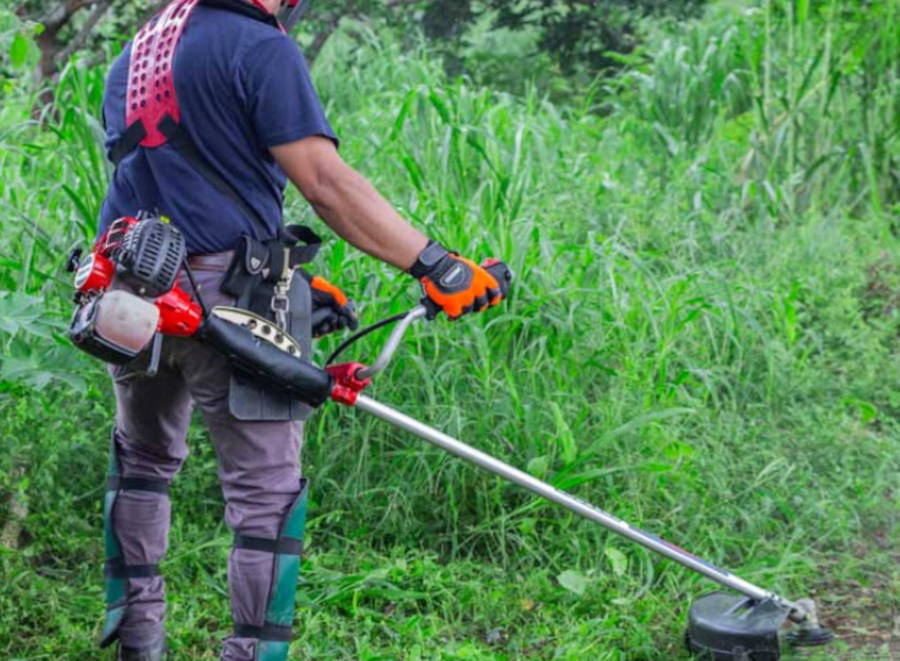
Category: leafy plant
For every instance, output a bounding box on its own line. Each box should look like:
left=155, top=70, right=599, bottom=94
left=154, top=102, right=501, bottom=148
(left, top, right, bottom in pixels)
left=0, top=291, right=85, bottom=391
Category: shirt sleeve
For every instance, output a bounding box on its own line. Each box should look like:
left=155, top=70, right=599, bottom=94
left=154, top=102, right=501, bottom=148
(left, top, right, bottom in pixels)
left=238, top=35, right=338, bottom=149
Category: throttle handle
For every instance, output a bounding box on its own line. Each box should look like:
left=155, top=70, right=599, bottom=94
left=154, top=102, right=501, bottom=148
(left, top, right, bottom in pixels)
left=421, top=297, right=441, bottom=320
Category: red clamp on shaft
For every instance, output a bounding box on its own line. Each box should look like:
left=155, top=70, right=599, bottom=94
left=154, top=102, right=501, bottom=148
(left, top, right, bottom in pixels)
left=327, top=362, right=371, bottom=406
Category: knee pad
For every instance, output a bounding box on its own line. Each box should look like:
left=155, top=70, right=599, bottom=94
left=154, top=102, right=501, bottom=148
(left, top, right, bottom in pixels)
left=100, top=430, right=170, bottom=648
left=233, top=479, right=309, bottom=661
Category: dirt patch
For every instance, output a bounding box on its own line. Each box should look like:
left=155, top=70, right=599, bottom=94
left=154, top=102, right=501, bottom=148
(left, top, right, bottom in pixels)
left=817, top=586, right=898, bottom=660
left=795, top=542, right=899, bottom=660
left=862, top=254, right=900, bottom=320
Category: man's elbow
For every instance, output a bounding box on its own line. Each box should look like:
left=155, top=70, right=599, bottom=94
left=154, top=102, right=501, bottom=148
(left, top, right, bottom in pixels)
left=301, top=162, right=362, bottom=214
left=272, top=137, right=348, bottom=208
left=300, top=166, right=342, bottom=213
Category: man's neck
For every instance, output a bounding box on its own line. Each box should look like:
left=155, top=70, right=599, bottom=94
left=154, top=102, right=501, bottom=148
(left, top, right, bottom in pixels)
left=248, top=0, right=279, bottom=14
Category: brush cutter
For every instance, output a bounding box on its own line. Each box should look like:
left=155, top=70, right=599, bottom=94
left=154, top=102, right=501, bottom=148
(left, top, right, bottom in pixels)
left=325, top=303, right=835, bottom=660
left=68, top=215, right=833, bottom=659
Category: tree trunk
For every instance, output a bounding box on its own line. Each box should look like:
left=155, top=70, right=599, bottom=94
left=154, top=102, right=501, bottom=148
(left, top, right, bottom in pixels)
left=35, top=25, right=64, bottom=110
left=305, top=24, right=339, bottom=66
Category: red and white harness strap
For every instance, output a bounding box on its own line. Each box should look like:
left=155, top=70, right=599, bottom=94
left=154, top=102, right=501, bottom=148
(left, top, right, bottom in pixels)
left=127, top=0, right=200, bottom=148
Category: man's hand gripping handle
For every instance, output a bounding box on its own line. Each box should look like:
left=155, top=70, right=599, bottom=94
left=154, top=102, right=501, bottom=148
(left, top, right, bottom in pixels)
left=420, top=257, right=513, bottom=320
left=328, top=259, right=512, bottom=406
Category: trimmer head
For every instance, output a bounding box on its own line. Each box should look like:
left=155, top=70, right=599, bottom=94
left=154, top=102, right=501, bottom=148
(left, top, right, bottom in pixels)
left=685, top=592, right=832, bottom=660
left=686, top=592, right=787, bottom=660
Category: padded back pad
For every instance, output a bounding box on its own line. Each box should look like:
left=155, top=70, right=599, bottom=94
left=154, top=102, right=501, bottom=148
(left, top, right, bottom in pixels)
left=126, top=0, right=201, bottom=148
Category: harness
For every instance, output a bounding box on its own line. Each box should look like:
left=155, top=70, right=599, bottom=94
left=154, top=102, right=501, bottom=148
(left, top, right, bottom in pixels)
left=109, top=0, right=320, bottom=424
left=111, top=0, right=281, bottom=233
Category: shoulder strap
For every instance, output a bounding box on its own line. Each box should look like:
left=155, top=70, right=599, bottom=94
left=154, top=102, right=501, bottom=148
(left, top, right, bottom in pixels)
left=109, top=0, right=280, bottom=240
left=110, top=121, right=147, bottom=166
left=283, top=224, right=322, bottom=264
left=158, top=115, right=272, bottom=238
left=127, top=0, right=200, bottom=149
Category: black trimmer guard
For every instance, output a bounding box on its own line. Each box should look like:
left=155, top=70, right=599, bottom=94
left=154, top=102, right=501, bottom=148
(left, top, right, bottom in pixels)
left=685, top=592, right=791, bottom=660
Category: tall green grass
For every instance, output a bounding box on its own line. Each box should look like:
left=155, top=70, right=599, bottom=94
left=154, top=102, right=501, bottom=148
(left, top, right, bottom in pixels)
left=0, top=1, right=898, bottom=658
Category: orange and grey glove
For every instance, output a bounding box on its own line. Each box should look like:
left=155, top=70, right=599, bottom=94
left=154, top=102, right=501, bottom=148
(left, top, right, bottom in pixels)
left=303, top=273, right=359, bottom=338
left=409, top=241, right=509, bottom=320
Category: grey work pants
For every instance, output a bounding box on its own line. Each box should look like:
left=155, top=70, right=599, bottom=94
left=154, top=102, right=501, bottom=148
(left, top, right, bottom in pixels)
left=108, top=255, right=303, bottom=660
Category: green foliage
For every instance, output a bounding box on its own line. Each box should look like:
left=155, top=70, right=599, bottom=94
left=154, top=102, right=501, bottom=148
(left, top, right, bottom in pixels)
left=422, top=0, right=707, bottom=77
left=491, top=1, right=633, bottom=75
left=0, top=9, right=40, bottom=76
left=0, top=291, right=85, bottom=391
left=0, top=21, right=106, bottom=390
left=0, top=0, right=898, bottom=658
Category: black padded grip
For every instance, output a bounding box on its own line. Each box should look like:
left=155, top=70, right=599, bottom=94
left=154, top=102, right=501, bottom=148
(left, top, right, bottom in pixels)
left=198, top=315, right=332, bottom=407
left=484, top=260, right=513, bottom=298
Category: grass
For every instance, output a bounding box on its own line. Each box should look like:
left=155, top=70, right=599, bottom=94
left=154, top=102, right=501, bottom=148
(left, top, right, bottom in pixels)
left=0, top=0, right=898, bottom=658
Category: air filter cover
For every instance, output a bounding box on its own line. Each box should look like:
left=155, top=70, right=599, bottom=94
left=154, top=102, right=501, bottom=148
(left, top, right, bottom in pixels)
left=116, top=218, right=186, bottom=297
left=69, top=290, right=159, bottom=364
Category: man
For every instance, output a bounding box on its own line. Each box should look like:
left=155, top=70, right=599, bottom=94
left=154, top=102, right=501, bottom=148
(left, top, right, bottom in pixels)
left=97, top=0, right=504, bottom=659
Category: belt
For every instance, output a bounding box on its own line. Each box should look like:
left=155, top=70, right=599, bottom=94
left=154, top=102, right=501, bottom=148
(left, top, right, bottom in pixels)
left=187, top=251, right=234, bottom=271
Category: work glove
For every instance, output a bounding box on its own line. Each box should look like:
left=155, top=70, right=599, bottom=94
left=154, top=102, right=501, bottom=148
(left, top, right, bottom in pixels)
left=408, top=241, right=505, bottom=320
left=303, top=273, right=359, bottom=338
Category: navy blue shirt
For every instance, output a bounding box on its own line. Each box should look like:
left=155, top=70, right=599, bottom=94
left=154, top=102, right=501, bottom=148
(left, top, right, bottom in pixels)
left=100, top=4, right=337, bottom=253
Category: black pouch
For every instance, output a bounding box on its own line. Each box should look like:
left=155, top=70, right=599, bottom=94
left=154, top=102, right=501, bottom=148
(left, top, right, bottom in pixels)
left=221, top=226, right=321, bottom=421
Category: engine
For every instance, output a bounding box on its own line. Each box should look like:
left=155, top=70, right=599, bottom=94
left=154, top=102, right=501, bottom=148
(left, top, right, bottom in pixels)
left=67, top=214, right=333, bottom=407
left=68, top=214, right=203, bottom=364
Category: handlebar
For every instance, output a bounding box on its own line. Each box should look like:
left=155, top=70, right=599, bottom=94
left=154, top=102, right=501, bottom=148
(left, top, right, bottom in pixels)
left=357, top=261, right=512, bottom=379
left=327, top=259, right=512, bottom=401
left=356, top=305, right=428, bottom=380
left=420, top=259, right=514, bottom=319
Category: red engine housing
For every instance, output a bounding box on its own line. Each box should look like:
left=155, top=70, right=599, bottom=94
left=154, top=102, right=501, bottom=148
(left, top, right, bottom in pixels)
left=156, top=285, right=203, bottom=336
left=74, top=252, right=116, bottom=294
left=74, top=217, right=140, bottom=296
left=73, top=216, right=203, bottom=338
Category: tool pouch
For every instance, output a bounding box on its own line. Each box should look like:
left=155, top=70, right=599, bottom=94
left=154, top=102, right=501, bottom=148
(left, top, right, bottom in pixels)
left=221, top=225, right=321, bottom=421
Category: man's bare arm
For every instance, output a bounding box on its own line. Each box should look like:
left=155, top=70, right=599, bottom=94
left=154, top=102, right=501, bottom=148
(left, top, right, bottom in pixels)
left=271, top=136, right=428, bottom=270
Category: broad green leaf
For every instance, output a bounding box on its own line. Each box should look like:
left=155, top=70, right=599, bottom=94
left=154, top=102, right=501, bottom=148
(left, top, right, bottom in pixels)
left=428, top=89, right=451, bottom=123
left=557, top=569, right=589, bottom=596
left=389, top=88, right=417, bottom=141
left=841, top=398, right=878, bottom=423
left=663, top=441, right=695, bottom=462
left=10, top=32, right=29, bottom=68
left=517, top=517, right=536, bottom=535
left=526, top=454, right=549, bottom=478
left=0, top=292, right=45, bottom=335
left=550, top=401, right=577, bottom=465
